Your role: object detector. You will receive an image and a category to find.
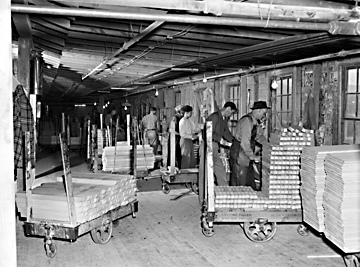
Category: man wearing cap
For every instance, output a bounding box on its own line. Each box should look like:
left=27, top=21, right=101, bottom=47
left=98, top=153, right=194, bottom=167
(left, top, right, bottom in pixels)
left=229, top=101, right=270, bottom=190
left=141, top=107, right=159, bottom=154
left=206, top=101, right=237, bottom=185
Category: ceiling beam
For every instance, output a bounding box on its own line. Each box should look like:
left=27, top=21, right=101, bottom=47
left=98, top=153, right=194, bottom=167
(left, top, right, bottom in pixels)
left=82, top=20, right=164, bottom=80
left=11, top=4, right=333, bottom=32
left=51, top=0, right=356, bottom=22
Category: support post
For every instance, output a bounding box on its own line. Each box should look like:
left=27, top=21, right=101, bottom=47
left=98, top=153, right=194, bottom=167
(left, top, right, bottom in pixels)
left=0, top=0, right=17, bottom=265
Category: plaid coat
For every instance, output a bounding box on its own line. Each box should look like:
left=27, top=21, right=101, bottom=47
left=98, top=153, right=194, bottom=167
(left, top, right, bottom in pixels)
left=13, top=85, right=34, bottom=168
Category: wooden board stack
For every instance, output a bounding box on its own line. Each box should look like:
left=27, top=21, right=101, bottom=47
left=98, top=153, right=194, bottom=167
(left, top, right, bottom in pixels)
left=16, top=174, right=137, bottom=224
left=323, top=152, right=360, bottom=253
left=300, top=145, right=360, bottom=233
left=97, top=129, right=108, bottom=156
left=102, top=144, right=155, bottom=172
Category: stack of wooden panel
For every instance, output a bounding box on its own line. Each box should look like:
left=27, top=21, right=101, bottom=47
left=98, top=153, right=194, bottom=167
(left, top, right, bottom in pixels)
left=323, top=152, right=360, bottom=253
left=16, top=175, right=137, bottom=224
left=102, top=144, right=155, bottom=172
left=97, top=129, right=109, bottom=156
left=300, top=145, right=360, bottom=233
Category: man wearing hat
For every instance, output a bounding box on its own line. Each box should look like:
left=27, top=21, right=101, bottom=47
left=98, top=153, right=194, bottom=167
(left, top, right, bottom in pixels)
left=229, top=101, right=270, bottom=190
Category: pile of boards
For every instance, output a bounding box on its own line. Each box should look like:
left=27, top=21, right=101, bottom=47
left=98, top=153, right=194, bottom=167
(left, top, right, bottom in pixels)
left=102, top=144, right=155, bottom=172
left=214, top=127, right=313, bottom=210
left=16, top=173, right=137, bottom=224
left=300, top=145, right=360, bottom=253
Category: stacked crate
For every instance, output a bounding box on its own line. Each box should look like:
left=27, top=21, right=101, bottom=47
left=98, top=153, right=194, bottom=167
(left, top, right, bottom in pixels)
left=323, top=152, right=360, bottom=253
left=300, top=145, right=360, bottom=233
left=214, top=127, right=313, bottom=210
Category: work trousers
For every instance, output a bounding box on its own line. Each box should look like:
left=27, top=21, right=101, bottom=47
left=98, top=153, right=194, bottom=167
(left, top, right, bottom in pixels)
left=146, top=130, right=158, bottom=155
left=180, top=138, right=195, bottom=169
left=229, top=159, right=256, bottom=190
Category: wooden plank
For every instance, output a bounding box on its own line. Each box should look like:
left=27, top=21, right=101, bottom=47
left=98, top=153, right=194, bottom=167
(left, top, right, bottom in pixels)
left=59, top=133, right=77, bottom=225
left=170, top=120, right=176, bottom=174
left=0, top=1, right=16, bottom=265
left=206, top=122, right=215, bottom=213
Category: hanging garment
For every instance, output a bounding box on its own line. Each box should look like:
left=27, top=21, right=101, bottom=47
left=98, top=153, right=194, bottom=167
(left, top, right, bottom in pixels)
left=13, top=84, right=35, bottom=168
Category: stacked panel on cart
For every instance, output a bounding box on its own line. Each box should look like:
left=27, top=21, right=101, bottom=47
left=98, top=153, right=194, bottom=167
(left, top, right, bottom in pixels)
left=102, top=144, right=155, bottom=172
left=214, top=127, right=313, bottom=210
left=300, top=145, right=360, bottom=233
left=16, top=175, right=137, bottom=224
left=97, top=129, right=109, bottom=156
left=323, top=152, right=360, bottom=253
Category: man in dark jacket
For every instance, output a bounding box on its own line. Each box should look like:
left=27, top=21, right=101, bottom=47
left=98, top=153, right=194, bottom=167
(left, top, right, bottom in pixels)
left=229, top=101, right=269, bottom=190
left=206, top=101, right=237, bottom=186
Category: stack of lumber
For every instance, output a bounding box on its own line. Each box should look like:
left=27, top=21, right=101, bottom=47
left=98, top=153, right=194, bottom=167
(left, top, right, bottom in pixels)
left=323, top=152, right=360, bottom=253
left=16, top=175, right=137, bottom=224
left=300, top=145, right=360, bottom=232
left=102, top=144, right=155, bottom=172
left=97, top=129, right=109, bottom=156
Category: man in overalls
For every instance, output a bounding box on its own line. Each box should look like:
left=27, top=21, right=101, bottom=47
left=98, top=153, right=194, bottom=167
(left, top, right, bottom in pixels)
left=229, top=101, right=269, bottom=190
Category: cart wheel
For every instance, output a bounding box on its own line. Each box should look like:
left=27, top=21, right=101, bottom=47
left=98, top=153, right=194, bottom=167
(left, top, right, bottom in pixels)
left=344, top=255, right=360, bottom=267
left=243, top=219, right=277, bottom=243
left=297, top=224, right=310, bottom=236
left=191, top=182, right=199, bottom=195
left=45, top=241, right=57, bottom=258
left=202, top=226, right=215, bottom=237
left=162, top=183, right=170, bottom=194
left=112, top=219, right=120, bottom=227
left=90, top=218, right=113, bottom=244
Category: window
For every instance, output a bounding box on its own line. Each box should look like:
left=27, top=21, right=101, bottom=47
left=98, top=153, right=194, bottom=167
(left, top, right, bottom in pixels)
left=342, top=67, right=360, bottom=144
left=272, top=76, right=293, bottom=128
left=228, top=83, right=241, bottom=134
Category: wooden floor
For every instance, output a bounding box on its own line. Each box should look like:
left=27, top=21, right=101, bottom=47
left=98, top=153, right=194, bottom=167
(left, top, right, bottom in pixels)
left=16, top=152, right=347, bottom=267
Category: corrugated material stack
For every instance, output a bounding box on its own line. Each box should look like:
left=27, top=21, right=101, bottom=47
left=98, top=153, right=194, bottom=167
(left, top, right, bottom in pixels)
left=300, top=145, right=360, bottom=233
left=323, top=151, right=360, bottom=253
left=214, top=127, right=313, bottom=210
left=102, top=144, right=155, bottom=172
left=16, top=175, right=137, bottom=224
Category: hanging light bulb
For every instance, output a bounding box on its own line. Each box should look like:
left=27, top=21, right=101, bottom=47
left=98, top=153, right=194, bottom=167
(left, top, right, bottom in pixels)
left=155, top=88, right=159, bottom=97
left=271, top=78, right=278, bottom=89
left=124, top=106, right=127, bottom=111
left=94, top=102, right=97, bottom=106
left=202, top=73, right=207, bottom=83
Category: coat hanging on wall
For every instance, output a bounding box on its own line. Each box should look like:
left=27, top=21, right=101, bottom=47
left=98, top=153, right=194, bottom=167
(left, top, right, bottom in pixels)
left=13, top=84, right=35, bottom=168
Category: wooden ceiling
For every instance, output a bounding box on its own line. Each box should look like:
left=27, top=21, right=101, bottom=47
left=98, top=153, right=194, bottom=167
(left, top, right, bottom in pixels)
left=11, top=0, right=360, bottom=103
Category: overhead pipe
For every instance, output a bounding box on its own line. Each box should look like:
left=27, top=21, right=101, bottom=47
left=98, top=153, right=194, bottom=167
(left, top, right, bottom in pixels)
left=12, top=4, right=334, bottom=32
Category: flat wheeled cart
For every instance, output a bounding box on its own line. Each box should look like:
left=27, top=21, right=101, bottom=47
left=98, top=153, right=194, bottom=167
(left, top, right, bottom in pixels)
left=199, top=122, right=304, bottom=242
left=160, top=120, right=199, bottom=194
left=24, top=200, right=138, bottom=257
left=16, top=132, right=139, bottom=257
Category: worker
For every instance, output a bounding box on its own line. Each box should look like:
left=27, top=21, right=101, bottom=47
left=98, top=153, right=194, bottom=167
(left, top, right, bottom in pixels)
left=179, top=105, right=200, bottom=169
left=206, top=101, right=237, bottom=185
left=229, top=100, right=270, bottom=190
left=169, top=104, right=184, bottom=168
left=141, top=107, right=159, bottom=155
left=105, top=107, right=117, bottom=145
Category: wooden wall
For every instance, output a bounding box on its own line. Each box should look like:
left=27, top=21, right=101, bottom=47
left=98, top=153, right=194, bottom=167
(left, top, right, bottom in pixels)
left=126, top=55, right=360, bottom=146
